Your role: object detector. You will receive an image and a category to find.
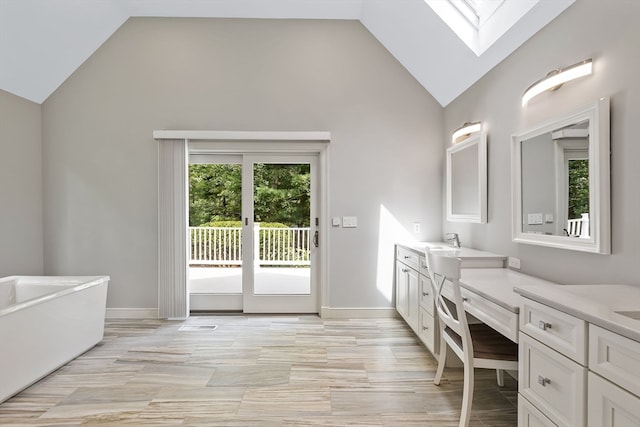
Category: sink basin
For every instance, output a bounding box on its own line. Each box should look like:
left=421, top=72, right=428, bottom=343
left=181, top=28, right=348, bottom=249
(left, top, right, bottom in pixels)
left=614, top=310, right=640, bottom=320
left=423, top=243, right=455, bottom=250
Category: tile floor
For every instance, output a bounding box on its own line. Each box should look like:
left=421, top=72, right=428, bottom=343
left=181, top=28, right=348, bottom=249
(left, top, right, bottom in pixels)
left=0, top=315, right=517, bottom=426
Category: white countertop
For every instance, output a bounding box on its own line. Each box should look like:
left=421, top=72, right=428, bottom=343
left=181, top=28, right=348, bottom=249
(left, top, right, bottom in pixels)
left=515, top=283, right=640, bottom=342
left=397, top=241, right=639, bottom=343
left=458, top=268, right=559, bottom=314
left=397, top=241, right=507, bottom=262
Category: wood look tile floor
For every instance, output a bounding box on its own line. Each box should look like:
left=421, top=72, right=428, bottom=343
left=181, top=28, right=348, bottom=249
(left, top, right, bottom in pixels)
left=0, top=316, right=517, bottom=426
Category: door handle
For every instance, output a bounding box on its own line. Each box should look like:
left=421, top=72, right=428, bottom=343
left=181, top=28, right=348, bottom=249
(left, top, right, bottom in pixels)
left=313, top=230, right=319, bottom=248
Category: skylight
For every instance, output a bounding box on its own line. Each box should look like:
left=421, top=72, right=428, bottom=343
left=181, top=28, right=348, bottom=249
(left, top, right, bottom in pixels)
left=426, top=0, right=539, bottom=56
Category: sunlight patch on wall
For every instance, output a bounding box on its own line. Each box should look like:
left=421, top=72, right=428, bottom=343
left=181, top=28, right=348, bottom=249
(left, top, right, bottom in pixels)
left=375, top=204, right=415, bottom=303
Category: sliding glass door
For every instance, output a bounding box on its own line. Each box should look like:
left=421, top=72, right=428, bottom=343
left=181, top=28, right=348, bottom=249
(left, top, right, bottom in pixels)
left=188, top=154, right=318, bottom=313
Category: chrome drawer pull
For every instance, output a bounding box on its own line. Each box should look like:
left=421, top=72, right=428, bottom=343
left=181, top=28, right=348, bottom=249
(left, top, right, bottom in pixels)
left=402, top=268, right=409, bottom=273
left=538, top=321, right=552, bottom=330
left=404, top=255, right=411, bottom=259
left=422, top=291, right=429, bottom=296
left=537, top=375, right=551, bottom=386
left=423, top=326, right=429, bottom=331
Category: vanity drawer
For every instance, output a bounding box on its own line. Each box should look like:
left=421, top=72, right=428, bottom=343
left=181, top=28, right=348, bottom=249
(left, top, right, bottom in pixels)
left=418, top=306, right=436, bottom=354
left=520, top=297, right=587, bottom=365
left=464, top=287, right=518, bottom=343
left=519, top=333, right=586, bottom=427
left=518, top=395, right=558, bottom=427
left=396, top=246, right=419, bottom=270
left=419, top=273, right=434, bottom=314
left=442, top=282, right=518, bottom=343
left=589, top=324, right=640, bottom=397
left=588, top=371, right=640, bottom=427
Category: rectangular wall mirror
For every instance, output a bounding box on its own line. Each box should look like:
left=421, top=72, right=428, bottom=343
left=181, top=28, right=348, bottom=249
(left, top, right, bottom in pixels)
left=446, top=131, right=487, bottom=223
left=511, top=97, right=610, bottom=253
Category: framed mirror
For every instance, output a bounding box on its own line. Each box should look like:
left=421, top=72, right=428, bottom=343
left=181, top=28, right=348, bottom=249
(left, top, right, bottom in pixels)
left=446, top=131, right=487, bottom=223
left=511, top=97, right=610, bottom=253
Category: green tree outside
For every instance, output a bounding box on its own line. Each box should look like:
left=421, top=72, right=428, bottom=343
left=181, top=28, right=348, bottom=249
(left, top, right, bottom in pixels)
left=567, top=159, right=589, bottom=220
left=189, top=163, right=310, bottom=227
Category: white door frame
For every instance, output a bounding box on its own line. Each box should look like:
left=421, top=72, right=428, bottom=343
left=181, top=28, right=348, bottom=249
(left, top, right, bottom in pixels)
left=154, top=131, right=330, bottom=319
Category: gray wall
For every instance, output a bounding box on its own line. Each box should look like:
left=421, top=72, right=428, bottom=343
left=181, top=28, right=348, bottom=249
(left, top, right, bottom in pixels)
left=443, top=0, right=640, bottom=285
left=41, top=18, right=444, bottom=310
left=0, top=90, right=43, bottom=276
left=521, top=133, right=556, bottom=235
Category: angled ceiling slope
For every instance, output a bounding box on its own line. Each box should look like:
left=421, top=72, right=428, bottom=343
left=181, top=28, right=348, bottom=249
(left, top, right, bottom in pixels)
left=0, top=0, right=574, bottom=106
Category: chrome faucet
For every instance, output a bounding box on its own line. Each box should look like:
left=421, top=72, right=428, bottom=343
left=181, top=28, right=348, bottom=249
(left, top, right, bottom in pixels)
left=445, top=233, right=461, bottom=248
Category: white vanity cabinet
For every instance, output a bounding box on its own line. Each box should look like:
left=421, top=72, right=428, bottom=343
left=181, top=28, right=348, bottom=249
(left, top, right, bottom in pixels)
left=517, top=290, right=640, bottom=427
left=395, top=245, right=431, bottom=349
left=417, top=258, right=436, bottom=354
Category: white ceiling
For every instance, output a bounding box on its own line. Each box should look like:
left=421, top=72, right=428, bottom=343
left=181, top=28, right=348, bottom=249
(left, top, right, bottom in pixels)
left=0, top=0, right=575, bottom=106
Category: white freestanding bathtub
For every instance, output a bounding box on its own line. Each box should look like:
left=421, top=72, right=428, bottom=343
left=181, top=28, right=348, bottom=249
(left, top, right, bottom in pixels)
left=0, top=275, right=110, bottom=403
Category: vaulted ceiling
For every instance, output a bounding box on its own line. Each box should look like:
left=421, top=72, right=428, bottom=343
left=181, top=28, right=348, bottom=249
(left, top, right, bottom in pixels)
left=0, top=0, right=574, bottom=106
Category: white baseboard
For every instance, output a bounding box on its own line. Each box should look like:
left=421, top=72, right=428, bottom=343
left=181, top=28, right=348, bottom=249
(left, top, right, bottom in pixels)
left=105, top=308, right=158, bottom=319
left=320, top=306, right=399, bottom=319
left=105, top=307, right=397, bottom=320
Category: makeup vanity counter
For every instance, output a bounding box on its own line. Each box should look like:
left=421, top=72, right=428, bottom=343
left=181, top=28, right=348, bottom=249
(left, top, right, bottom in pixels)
left=514, top=282, right=640, bottom=427
left=395, top=242, right=640, bottom=426
left=394, top=242, right=506, bottom=356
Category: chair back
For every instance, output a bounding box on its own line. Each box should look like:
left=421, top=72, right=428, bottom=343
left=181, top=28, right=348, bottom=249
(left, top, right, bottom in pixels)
left=426, top=251, right=470, bottom=344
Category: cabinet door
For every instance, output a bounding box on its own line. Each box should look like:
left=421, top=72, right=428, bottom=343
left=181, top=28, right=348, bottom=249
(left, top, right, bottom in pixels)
left=518, top=395, right=558, bottom=427
left=395, top=261, right=409, bottom=321
left=407, top=268, right=419, bottom=330
left=418, top=306, right=436, bottom=355
left=519, top=333, right=586, bottom=427
left=588, top=372, right=640, bottom=427
left=419, top=273, right=434, bottom=315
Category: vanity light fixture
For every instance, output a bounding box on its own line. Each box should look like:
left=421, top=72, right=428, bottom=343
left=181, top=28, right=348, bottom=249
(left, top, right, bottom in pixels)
left=522, top=58, right=593, bottom=106
left=452, top=121, right=481, bottom=143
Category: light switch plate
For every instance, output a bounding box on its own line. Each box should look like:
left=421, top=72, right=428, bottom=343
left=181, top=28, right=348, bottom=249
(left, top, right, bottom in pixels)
left=342, top=216, right=358, bottom=228
left=527, top=213, right=543, bottom=225
left=332, top=217, right=341, bottom=227
left=508, top=257, right=521, bottom=269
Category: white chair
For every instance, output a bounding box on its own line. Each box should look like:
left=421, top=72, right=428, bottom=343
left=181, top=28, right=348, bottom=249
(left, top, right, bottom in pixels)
left=426, top=251, right=518, bottom=427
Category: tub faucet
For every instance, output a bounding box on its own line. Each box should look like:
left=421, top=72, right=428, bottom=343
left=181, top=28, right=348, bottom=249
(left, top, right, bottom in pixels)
left=445, top=233, right=461, bottom=248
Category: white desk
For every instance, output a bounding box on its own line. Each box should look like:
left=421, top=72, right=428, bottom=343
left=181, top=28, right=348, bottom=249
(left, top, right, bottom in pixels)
left=450, top=268, right=560, bottom=343
left=436, top=265, right=640, bottom=427
left=452, top=267, right=640, bottom=344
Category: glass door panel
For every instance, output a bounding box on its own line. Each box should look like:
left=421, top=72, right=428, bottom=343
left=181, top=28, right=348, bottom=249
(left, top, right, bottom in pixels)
left=242, top=155, right=318, bottom=313
left=188, top=156, right=243, bottom=311
left=252, top=162, right=311, bottom=295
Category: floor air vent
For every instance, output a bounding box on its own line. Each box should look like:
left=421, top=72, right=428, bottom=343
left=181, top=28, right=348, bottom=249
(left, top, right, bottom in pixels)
left=178, top=325, right=218, bottom=332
